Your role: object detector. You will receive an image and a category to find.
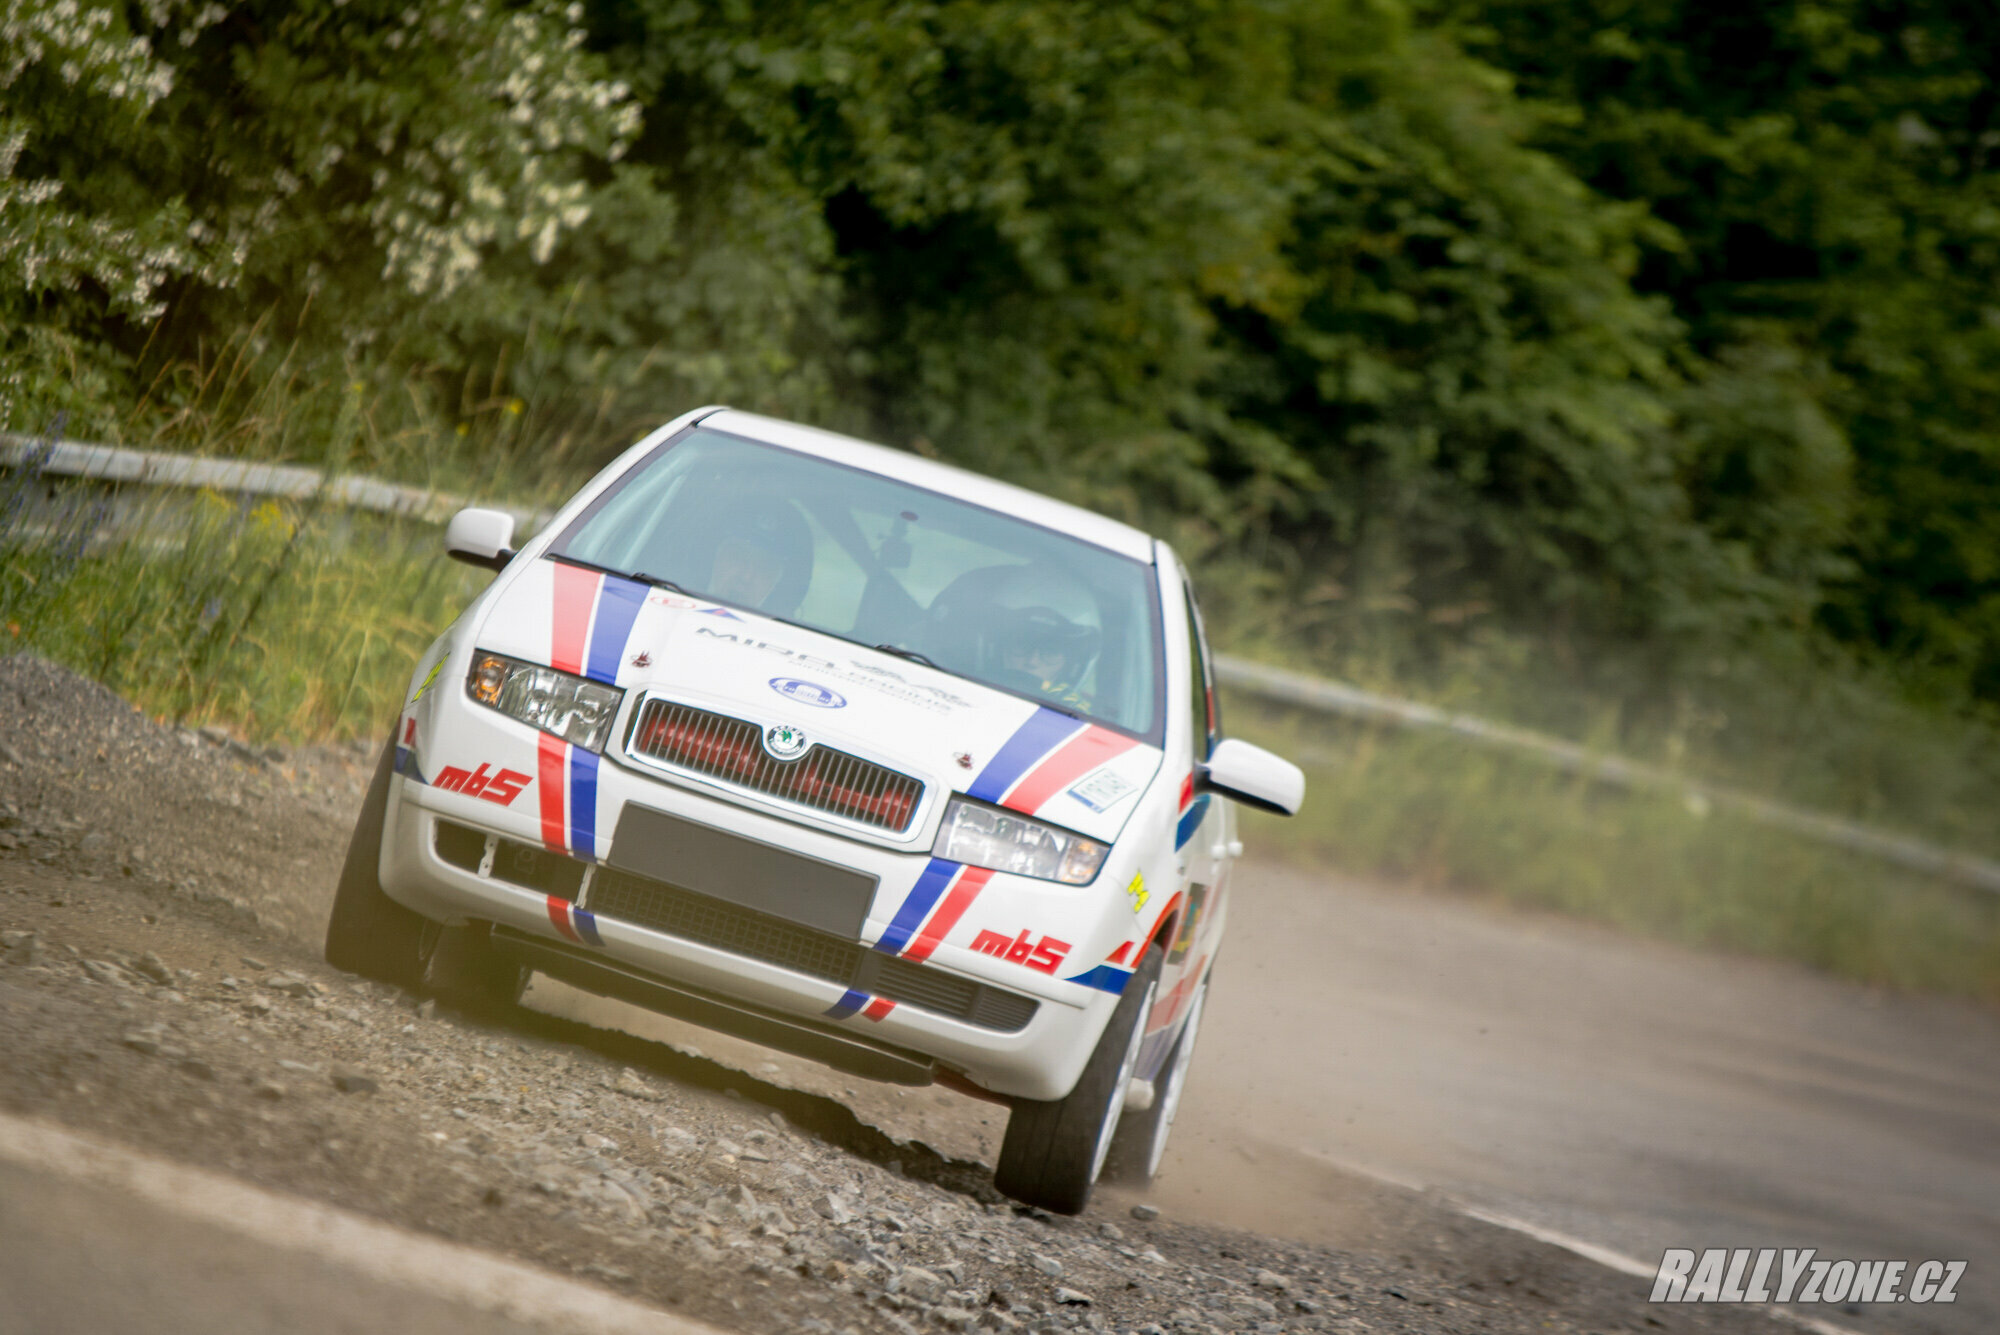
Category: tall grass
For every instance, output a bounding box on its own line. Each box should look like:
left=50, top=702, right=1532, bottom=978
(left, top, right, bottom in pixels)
left=1230, top=697, right=2000, bottom=1001
left=3, top=481, right=484, bottom=742
left=0, top=346, right=567, bottom=741
left=1201, top=548, right=2000, bottom=866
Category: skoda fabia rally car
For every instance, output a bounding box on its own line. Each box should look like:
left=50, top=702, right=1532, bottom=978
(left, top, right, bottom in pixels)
left=327, top=407, right=1304, bottom=1213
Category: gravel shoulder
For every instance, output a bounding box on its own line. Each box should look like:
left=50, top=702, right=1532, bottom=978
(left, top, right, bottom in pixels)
left=0, top=651, right=1799, bottom=1335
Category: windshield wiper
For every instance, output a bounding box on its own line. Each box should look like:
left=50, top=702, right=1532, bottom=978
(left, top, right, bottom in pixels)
left=548, top=554, right=692, bottom=596
left=630, top=571, right=692, bottom=596
left=872, top=643, right=940, bottom=670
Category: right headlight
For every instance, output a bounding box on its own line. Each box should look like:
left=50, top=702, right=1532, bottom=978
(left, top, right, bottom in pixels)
left=932, top=797, right=1109, bottom=885
left=465, top=650, right=623, bottom=752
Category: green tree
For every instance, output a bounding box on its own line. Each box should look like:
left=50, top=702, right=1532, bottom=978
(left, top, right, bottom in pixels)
left=1429, top=0, right=2000, bottom=701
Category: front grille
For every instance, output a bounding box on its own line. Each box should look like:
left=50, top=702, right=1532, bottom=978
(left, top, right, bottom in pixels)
left=626, top=699, right=924, bottom=833
left=590, top=867, right=860, bottom=984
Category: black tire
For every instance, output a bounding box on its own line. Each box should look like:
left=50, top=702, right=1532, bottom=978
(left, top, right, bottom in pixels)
left=994, top=945, right=1162, bottom=1215
left=323, top=736, right=428, bottom=990
left=421, top=920, right=528, bottom=1013
left=1101, top=967, right=1208, bottom=1187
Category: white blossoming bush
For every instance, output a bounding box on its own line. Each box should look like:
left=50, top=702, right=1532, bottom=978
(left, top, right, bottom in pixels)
left=207, top=0, right=637, bottom=300
left=0, top=0, right=227, bottom=430
left=2, top=0, right=634, bottom=436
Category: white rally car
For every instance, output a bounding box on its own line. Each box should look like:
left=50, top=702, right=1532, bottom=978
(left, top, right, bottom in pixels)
left=327, top=407, right=1303, bottom=1213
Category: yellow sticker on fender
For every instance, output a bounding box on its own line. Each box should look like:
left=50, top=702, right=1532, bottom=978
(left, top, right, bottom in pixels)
left=1125, top=871, right=1148, bottom=913
left=409, top=654, right=446, bottom=704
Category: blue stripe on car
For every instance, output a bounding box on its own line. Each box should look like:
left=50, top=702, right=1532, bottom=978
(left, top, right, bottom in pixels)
left=824, top=989, right=870, bottom=1020
left=584, top=575, right=649, bottom=684
left=875, top=858, right=961, bottom=956
left=965, top=708, right=1080, bottom=804
left=393, top=747, right=428, bottom=785
left=568, top=747, right=599, bottom=861
left=1064, top=964, right=1134, bottom=994
left=1174, top=794, right=1210, bottom=850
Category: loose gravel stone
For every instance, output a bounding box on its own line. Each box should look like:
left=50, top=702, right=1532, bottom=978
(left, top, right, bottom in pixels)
left=133, top=951, right=174, bottom=984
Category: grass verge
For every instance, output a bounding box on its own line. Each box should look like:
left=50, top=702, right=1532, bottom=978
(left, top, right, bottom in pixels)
left=3, top=481, right=483, bottom=743
left=1231, top=697, right=2000, bottom=1002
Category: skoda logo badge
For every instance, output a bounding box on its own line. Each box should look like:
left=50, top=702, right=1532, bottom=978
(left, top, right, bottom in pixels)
left=763, top=723, right=810, bottom=762
left=768, top=677, right=847, bottom=709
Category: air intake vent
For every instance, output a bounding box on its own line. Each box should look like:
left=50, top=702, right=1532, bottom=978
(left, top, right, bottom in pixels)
left=626, top=699, right=924, bottom=833
left=590, top=867, right=860, bottom=985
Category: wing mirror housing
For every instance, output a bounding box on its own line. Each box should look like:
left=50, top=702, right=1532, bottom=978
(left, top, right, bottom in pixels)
left=445, top=507, right=516, bottom=573
left=1196, top=738, right=1305, bottom=816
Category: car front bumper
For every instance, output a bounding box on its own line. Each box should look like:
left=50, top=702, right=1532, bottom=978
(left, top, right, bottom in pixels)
left=377, top=767, right=1116, bottom=1101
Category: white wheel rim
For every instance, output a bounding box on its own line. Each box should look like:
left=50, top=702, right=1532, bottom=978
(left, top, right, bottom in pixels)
left=1090, top=980, right=1155, bottom=1185
left=1146, top=976, right=1206, bottom=1179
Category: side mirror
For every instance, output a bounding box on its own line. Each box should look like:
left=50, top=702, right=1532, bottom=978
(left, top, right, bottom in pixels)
left=1196, top=738, right=1305, bottom=816
left=445, top=507, right=516, bottom=573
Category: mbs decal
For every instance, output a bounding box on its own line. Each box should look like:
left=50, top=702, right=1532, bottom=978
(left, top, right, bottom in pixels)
left=970, top=929, right=1071, bottom=974
left=433, top=763, right=530, bottom=806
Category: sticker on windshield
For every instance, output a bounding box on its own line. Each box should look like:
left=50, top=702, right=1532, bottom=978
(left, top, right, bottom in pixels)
left=769, top=677, right=847, bottom=708
left=650, top=590, right=740, bottom=620
left=1067, top=766, right=1138, bottom=813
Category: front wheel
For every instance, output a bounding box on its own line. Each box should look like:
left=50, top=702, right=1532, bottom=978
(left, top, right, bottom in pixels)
left=421, top=920, right=529, bottom=1014
left=994, top=945, right=1162, bottom=1215
left=324, top=737, right=428, bottom=991
left=1102, top=968, right=1207, bottom=1186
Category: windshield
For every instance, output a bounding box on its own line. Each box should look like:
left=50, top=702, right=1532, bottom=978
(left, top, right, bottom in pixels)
left=549, top=428, right=1164, bottom=739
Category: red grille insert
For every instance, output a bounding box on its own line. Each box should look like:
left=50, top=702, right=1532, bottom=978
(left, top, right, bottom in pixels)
left=627, top=699, right=924, bottom=833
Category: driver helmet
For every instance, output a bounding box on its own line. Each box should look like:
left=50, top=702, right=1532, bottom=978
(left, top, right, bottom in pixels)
left=689, top=490, right=814, bottom=616
left=980, top=566, right=1103, bottom=693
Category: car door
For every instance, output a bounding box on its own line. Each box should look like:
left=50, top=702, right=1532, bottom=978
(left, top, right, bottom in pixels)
left=1143, top=555, right=1226, bottom=1061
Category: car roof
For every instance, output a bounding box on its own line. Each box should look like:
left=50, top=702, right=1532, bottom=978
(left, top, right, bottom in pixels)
left=697, top=409, right=1158, bottom=565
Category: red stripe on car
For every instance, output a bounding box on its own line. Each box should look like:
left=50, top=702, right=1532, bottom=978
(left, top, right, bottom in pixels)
left=536, top=732, right=568, bottom=852
left=902, top=866, right=997, bottom=962
left=546, top=895, right=581, bottom=943
left=1000, top=726, right=1137, bottom=816
left=550, top=563, right=600, bottom=676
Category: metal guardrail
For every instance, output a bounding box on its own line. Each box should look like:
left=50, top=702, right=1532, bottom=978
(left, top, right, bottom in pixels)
left=8, top=430, right=1997, bottom=896
left=0, top=432, right=550, bottom=532
left=1215, top=658, right=2000, bottom=897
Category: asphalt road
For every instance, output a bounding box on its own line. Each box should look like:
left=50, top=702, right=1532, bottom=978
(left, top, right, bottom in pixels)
left=1157, top=864, right=2000, bottom=1335
left=543, top=859, right=1999, bottom=1333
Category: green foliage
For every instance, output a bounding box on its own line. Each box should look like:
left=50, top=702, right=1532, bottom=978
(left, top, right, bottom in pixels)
left=1426, top=0, right=2000, bottom=700
left=6, top=0, right=1999, bottom=713
left=3, top=0, right=639, bottom=444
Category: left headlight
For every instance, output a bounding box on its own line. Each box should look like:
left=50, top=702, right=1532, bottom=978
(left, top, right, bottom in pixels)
left=932, top=797, right=1109, bottom=885
left=466, top=651, right=623, bottom=753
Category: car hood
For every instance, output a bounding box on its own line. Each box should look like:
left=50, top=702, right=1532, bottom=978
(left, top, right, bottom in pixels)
left=475, top=560, right=1163, bottom=842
